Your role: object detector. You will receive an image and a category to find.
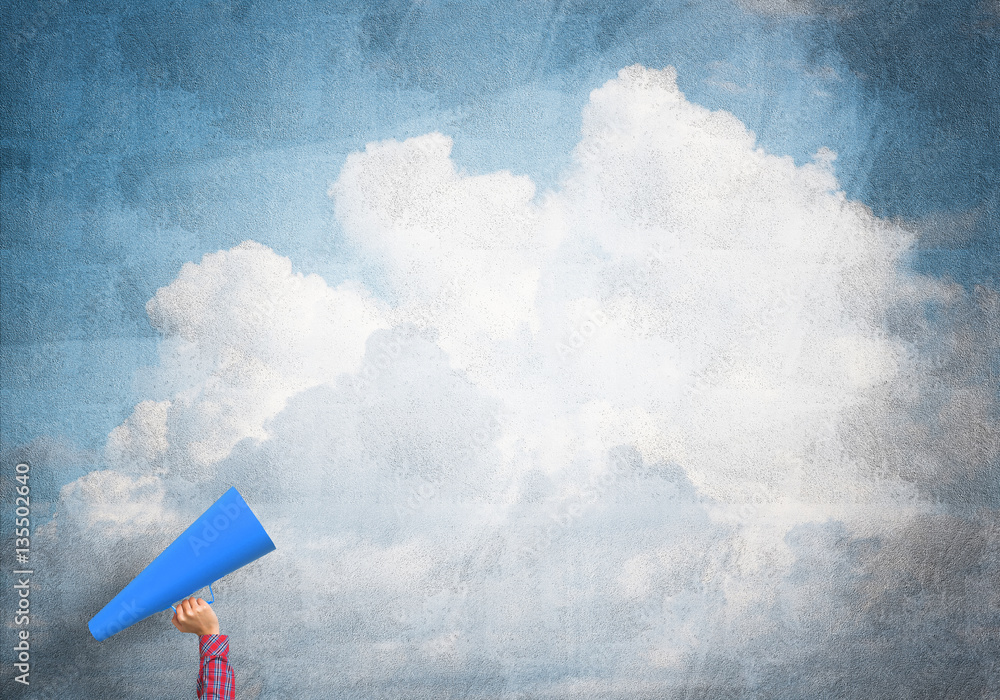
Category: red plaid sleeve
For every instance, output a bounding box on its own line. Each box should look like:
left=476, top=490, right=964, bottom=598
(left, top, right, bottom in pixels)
left=197, top=634, right=235, bottom=700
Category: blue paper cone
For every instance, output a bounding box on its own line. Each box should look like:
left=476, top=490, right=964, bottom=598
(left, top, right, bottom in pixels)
left=88, top=487, right=276, bottom=641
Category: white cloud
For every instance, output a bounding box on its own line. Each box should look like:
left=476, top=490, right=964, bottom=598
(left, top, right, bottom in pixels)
left=331, top=132, right=547, bottom=375
left=106, top=400, right=169, bottom=470
left=107, top=240, right=388, bottom=474
left=44, top=65, right=979, bottom=697
left=56, top=470, right=175, bottom=534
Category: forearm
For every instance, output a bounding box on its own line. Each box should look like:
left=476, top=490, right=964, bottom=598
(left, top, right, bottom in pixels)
left=197, top=634, right=235, bottom=700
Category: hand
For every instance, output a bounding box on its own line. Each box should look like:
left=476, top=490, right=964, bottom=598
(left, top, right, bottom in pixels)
left=171, top=597, right=220, bottom=636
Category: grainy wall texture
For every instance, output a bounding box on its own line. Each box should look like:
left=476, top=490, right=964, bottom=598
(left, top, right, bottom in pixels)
left=2, top=1, right=999, bottom=698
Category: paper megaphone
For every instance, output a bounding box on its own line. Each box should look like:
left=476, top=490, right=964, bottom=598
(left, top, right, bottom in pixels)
left=88, top=487, right=276, bottom=641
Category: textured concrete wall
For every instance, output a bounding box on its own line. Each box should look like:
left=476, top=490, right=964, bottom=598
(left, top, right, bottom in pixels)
left=3, top=2, right=999, bottom=698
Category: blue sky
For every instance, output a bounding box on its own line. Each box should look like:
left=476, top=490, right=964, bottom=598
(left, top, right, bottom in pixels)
left=4, top=3, right=1000, bottom=698
left=2, top=0, right=996, bottom=452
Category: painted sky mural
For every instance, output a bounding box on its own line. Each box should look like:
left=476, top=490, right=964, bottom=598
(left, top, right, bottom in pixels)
left=2, top=1, right=999, bottom=698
